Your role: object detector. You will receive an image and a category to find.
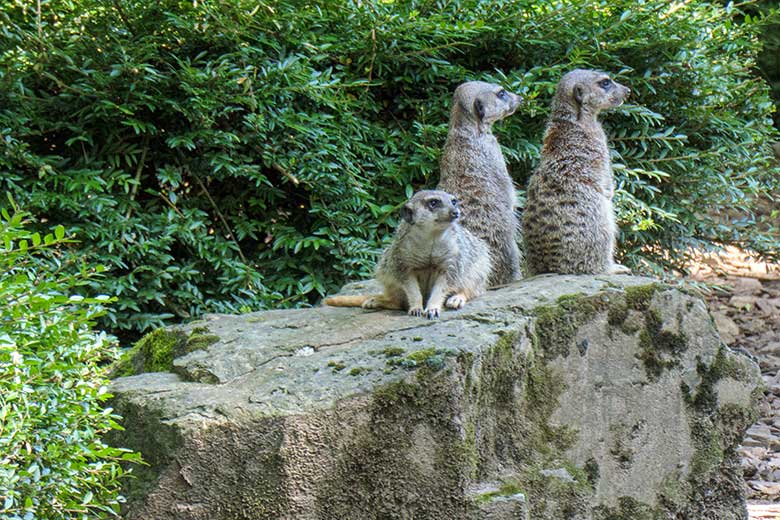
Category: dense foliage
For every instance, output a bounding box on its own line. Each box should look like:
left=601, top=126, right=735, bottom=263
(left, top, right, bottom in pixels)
left=1, top=0, right=778, bottom=338
left=757, top=0, right=780, bottom=126
left=0, top=206, right=138, bottom=518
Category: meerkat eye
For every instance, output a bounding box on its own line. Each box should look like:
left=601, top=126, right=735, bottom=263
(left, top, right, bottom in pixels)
left=427, top=199, right=441, bottom=209
left=451, top=198, right=459, bottom=206
left=497, top=89, right=508, bottom=100
left=599, top=78, right=612, bottom=89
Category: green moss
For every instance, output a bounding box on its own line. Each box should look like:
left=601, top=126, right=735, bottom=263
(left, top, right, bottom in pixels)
left=689, top=417, right=723, bottom=476
left=593, top=496, right=656, bottom=520
left=185, top=332, right=220, bottom=351
left=386, top=347, right=451, bottom=371
left=682, top=347, right=744, bottom=413
left=349, top=367, right=371, bottom=376
left=526, top=360, right=576, bottom=453
left=111, top=326, right=220, bottom=377
left=584, top=458, right=600, bottom=487
left=533, top=293, right=607, bottom=360
left=318, top=367, right=471, bottom=518
left=523, top=462, right=593, bottom=519
left=474, top=481, right=525, bottom=505
left=406, top=348, right=437, bottom=363
left=624, top=283, right=660, bottom=311
left=607, top=302, right=629, bottom=329
left=637, top=309, right=687, bottom=382
left=609, top=423, right=634, bottom=469
left=381, top=346, right=405, bottom=357
left=327, top=361, right=346, bottom=372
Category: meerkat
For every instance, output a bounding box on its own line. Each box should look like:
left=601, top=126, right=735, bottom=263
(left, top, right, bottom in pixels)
left=522, top=69, right=632, bottom=276
left=437, top=81, right=523, bottom=286
left=324, top=190, right=491, bottom=319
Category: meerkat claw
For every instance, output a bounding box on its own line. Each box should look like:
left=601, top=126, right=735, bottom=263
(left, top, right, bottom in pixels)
left=425, top=307, right=440, bottom=320
left=445, top=294, right=466, bottom=309
left=408, top=307, right=424, bottom=317
left=362, top=297, right=378, bottom=309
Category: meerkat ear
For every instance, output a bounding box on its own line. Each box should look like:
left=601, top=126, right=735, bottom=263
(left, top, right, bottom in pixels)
left=573, top=84, right=584, bottom=106
left=400, top=204, right=414, bottom=224
left=473, top=98, right=485, bottom=121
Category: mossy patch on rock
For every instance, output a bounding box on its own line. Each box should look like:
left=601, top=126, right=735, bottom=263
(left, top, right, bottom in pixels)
left=473, top=481, right=525, bottom=505
left=533, top=293, right=608, bottom=360
left=111, top=327, right=219, bottom=377
left=638, top=309, right=687, bottom=382
left=624, top=283, right=660, bottom=312
left=385, top=347, right=453, bottom=371
left=593, top=496, right=656, bottom=520
left=316, top=365, right=473, bottom=518
left=523, top=462, right=593, bottom=519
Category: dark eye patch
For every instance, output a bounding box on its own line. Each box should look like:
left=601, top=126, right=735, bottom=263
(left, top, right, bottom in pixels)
left=497, top=89, right=508, bottom=100
left=599, top=78, right=612, bottom=89
left=427, top=199, right=441, bottom=209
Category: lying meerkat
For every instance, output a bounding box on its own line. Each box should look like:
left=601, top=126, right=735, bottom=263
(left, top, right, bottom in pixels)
left=438, top=81, right=523, bottom=286
left=324, top=190, right=491, bottom=319
left=523, top=69, right=632, bottom=275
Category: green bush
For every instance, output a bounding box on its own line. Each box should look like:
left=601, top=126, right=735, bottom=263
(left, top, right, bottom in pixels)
left=0, top=205, right=139, bottom=519
left=757, top=0, right=780, bottom=126
left=1, top=0, right=778, bottom=338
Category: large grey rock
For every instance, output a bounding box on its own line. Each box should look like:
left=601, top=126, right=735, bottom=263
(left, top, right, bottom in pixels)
left=109, top=275, right=762, bottom=520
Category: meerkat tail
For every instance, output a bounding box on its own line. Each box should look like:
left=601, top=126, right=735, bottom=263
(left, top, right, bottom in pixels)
left=323, top=294, right=372, bottom=307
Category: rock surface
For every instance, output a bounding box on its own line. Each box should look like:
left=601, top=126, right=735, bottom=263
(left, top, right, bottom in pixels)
left=110, top=275, right=762, bottom=520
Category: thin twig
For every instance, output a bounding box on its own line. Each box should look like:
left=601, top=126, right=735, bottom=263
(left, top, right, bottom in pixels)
left=189, top=170, right=248, bottom=263
left=272, top=163, right=300, bottom=186
left=36, top=0, right=42, bottom=41
left=125, top=134, right=150, bottom=219
left=367, top=27, right=377, bottom=86
left=158, top=192, right=185, bottom=218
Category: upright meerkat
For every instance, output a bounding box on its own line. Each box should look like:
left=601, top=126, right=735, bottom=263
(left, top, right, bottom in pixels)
left=324, top=190, right=491, bottom=319
left=437, top=81, right=523, bottom=286
left=522, top=69, right=631, bottom=275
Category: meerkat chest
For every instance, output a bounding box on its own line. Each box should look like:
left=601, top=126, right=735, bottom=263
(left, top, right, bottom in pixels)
left=404, top=233, right=459, bottom=272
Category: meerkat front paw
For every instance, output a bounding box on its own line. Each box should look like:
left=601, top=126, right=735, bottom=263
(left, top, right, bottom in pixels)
left=424, top=306, right=441, bottom=320
left=362, top=297, right=378, bottom=309
left=609, top=264, right=631, bottom=275
left=445, top=293, right=466, bottom=310
left=408, top=306, right=424, bottom=317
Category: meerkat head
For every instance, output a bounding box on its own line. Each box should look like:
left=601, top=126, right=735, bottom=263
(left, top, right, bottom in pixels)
left=400, top=190, right=460, bottom=231
left=554, top=69, right=630, bottom=120
left=451, top=81, right=522, bottom=133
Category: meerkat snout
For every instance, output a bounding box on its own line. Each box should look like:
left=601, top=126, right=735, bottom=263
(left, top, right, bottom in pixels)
left=402, top=192, right=462, bottom=228
left=453, top=81, right=523, bottom=129
left=566, top=70, right=630, bottom=114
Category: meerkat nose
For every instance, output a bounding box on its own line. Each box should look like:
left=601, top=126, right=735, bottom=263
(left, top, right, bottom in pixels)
left=450, top=208, right=461, bottom=219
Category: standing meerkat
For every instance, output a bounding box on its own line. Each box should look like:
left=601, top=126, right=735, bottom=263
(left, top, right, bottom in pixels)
left=437, top=81, right=523, bottom=286
left=324, top=190, right=491, bottom=319
left=522, top=69, right=631, bottom=275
